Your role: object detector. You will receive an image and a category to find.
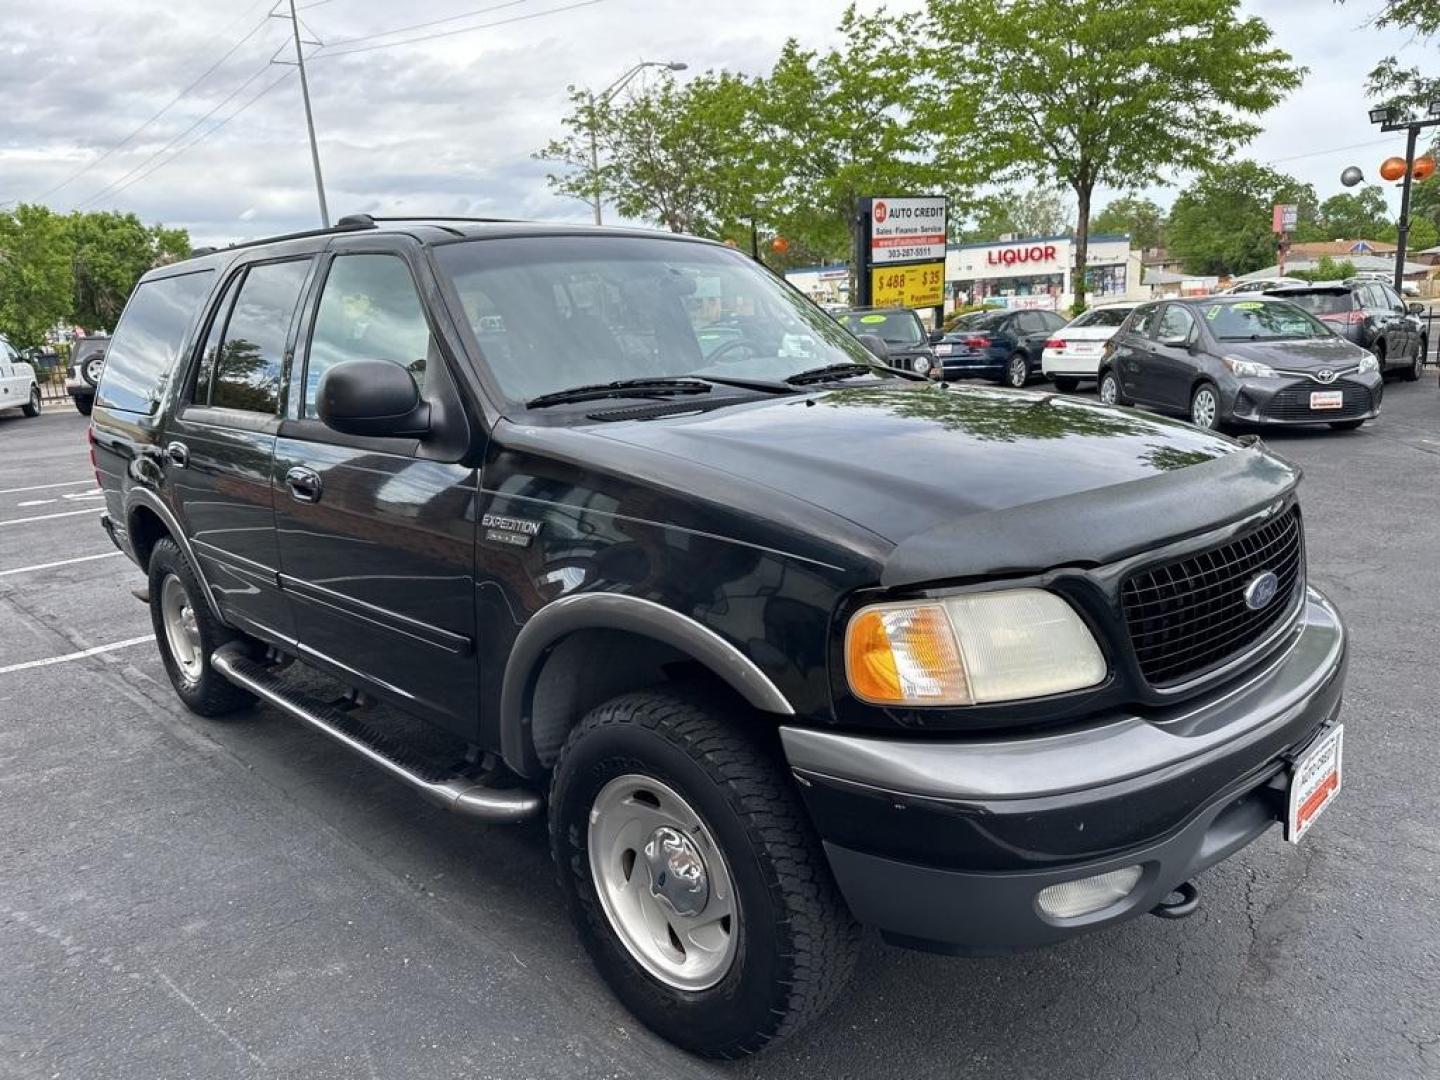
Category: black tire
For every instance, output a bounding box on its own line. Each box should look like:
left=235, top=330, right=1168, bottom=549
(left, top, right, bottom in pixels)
left=81, top=355, right=103, bottom=387
left=1003, top=353, right=1029, bottom=388
left=21, top=385, right=41, bottom=417
left=73, top=396, right=93, bottom=416
left=1051, top=375, right=1080, bottom=393
left=1329, top=419, right=1366, bottom=431
left=146, top=538, right=257, bottom=716
left=1402, top=342, right=1422, bottom=382
left=1190, top=381, right=1222, bottom=430
left=1372, top=343, right=1387, bottom=379
left=1098, top=369, right=1130, bottom=407
left=549, top=688, right=860, bottom=1058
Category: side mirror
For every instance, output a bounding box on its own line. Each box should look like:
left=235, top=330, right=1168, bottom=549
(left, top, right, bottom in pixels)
left=928, top=330, right=946, bottom=344
left=1159, top=335, right=1191, bottom=349
left=1408, top=302, right=1425, bottom=315
left=317, top=359, right=430, bottom=438
left=856, top=333, right=890, bottom=361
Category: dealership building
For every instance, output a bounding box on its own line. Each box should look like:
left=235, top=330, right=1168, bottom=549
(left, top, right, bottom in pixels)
left=786, top=233, right=1147, bottom=313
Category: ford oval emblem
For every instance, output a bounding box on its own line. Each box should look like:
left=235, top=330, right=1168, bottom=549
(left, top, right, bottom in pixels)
left=1244, top=571, right=1280, bottom=610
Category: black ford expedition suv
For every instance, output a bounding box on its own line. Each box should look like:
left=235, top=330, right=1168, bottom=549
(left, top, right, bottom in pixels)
left=90, top=217, right=1348, bottom=1058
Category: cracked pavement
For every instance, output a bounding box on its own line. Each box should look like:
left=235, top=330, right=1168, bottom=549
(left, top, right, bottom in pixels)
left=2, top=378, right=1438, bottom=1079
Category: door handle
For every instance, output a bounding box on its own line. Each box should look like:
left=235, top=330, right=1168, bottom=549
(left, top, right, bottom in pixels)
left=166, top=441, right=189, bottom=468
left=286, top=466, right=323, bottom=503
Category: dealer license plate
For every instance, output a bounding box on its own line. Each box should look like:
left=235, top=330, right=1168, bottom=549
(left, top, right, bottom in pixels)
left=1309, top=390, right=1344, bottom=411
left=1287, top=725, right=1343, bottom=843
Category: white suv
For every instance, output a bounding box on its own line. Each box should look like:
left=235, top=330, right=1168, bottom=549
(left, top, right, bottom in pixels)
left=0, top=334, right=42, bottom=419
left=1040, top=302, right=1137, bottom=391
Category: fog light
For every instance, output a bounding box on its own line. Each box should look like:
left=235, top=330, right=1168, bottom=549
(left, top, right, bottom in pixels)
left=1036, top=865, right=1143, bottom=919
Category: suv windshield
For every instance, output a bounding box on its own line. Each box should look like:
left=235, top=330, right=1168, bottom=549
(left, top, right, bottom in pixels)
left=837, top=309, right=924, bottom=346
left=436, top=236, right=882, bottom=402
left=1202, top=300, right=1331, bottom=341
left=1072, top=307, right=1132, bottom=328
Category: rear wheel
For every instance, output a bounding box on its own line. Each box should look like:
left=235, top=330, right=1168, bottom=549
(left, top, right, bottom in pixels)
left=1403, top=342, right=1423, bottom=382
left=21, top=386, right=41, bottom=417
left=147, top=538, right=257, bottom=716
left=1004, top=353, right=1029, bottom=388
left=1329, top=419, right=1366, bottom=431
left=1051, top=375, right=1080, bottom=393
left=549, top=688, right=860, bottom=1058
left=1190, top=382, right=1221, bottom=430
left=1098, top=369, right=1129, bottom=406
left=74, top=396, right=93, bottom=416
left=81, top=355, right=103, bottom=387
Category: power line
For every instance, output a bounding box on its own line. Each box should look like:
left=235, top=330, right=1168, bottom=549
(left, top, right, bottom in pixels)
left=90, top=70, right=299, bottom=205
left=76, top=61, right=279, bottom=209
left=35, top=1, right=278, bottom=202
left=312, top=0, right=606, bottom=59
left=320, top=0, right=533, bottom=50
left=1265, top=136, right=1400, bottom=167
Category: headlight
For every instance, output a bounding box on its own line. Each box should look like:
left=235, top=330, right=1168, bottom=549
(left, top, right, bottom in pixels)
left=1356, top=353, right=1379, bottom=374
left=845, top=589, right=1106, bottom=706
left=1222, top=356, right=1276, bottom=378
left=913, top=355, right=933, bottom=376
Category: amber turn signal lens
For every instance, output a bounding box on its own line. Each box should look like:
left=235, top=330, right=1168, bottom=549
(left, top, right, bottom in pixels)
left=845, top=603, right=971, bottom=706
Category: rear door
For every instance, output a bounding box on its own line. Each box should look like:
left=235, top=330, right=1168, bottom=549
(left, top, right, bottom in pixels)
left=272, top=242, right=480, bottom=738
left=1376, top=283, right=1415, bottom=360
left=166, top=256, right=315, bottom=643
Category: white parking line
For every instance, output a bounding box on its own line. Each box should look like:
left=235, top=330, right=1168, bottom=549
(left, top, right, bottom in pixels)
left=0, top=635, right=152, bottom=676
left=0, top=479, right=93, bottom=496
left=16, top=499, right=54, bottom=507
left=0, top=551, right=124, bottom=578
left=0, top=508, right=103, bottom=527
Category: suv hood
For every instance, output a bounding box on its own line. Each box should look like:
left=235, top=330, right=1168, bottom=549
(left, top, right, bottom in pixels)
left=588, top=384, right=1299, bottom=583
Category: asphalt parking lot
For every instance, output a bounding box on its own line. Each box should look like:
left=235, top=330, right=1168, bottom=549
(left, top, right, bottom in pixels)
left=2, top=380, right=1438, bottom=1080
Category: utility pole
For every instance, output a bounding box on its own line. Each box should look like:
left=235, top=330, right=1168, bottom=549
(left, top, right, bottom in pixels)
left=284, top=0, right=329, bottom=227
left=1367, top=100, right=1440, bottom=293
left=588, top=92, right=602, bottom=226
left=585, top=60, right=687, bottom=226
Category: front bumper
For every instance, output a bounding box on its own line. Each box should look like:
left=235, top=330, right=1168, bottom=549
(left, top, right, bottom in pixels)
left=1226, top=374, right=1382, bottom=426
left=782, top=587, right=1347, bottom=954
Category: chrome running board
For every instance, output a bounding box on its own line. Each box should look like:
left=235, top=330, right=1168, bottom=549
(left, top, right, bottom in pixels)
left=212, top=643, right=542, bottom=823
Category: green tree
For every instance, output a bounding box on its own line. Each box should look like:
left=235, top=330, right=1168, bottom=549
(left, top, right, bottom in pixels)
left=0, top=205, right=74, bottom=348
left=68, top=211, right=191, bottom=331
left=1316, top=186, right=1391, bottom=238
left=1410, top=175, right=1440, bottom=232
left=1290, top=256, right=1358, bottom=282
left=1341, top=1, right=1440, bottom=153
left=1092, top=195, right=1165, bottom=250
left=927, top=0, right=1304, bottom=307
left=958, top=187, right=1072, bottom=240
left=1166, top=161, right=1317, bottom=276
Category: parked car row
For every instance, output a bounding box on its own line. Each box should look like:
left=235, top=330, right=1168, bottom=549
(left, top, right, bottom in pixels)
left=0, top=334, right=43, bottom=419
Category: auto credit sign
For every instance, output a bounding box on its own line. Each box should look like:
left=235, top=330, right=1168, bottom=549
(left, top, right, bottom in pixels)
left=869, top=196, right=948, bottom=264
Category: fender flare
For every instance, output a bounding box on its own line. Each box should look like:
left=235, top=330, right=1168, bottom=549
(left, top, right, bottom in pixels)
left=125, top=488, right=224, bottom=623
left=499, top=592, right=794, bottom=777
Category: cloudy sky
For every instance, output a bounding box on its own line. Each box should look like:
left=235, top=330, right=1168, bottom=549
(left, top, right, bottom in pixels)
left=0, top=0, right=1430, bottom=246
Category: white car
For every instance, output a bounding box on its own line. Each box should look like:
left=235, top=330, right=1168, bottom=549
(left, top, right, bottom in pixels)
left=0, top=334, right=43, bottom=419
left=1220, top=277, right=1305, bottom=295
left=1040, top=303, right=1138, bottom=391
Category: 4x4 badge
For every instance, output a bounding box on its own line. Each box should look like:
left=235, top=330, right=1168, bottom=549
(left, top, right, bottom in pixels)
left=1244, top=571, right=1280, bottom=610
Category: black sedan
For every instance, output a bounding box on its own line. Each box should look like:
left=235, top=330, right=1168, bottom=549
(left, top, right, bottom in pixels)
left=932, top=308, right=1066, bottom=386
left=1099, top=296, right=1383, bottom=431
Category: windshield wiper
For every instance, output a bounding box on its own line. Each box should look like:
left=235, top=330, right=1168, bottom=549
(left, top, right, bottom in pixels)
left=784, top=361, right=927, bottom=386
left=526, top=378, right=713, bottom=409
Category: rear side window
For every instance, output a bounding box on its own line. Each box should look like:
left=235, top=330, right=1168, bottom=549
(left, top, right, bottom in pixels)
left=303, top=254, right=431, bottom=418
left=96, top=271, right=214, bottom=414
left=211, top=260, right=311, bottom=414
left=1128, top=304, right=1161, bottom=338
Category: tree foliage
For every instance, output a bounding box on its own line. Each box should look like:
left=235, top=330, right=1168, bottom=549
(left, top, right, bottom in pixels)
left=1289, top=256, right=1359, bottom=282
left=926, top=0, right=1303, bottom=307
left=1341, top=0, right=1440, bottom=152
left=1166, top=161, right=1317, bottom=276
left=1314, top=186, right=1391, bottom=239
left=0, top=206, right=74, bottom=349
left=961, top=187, right=1073, bottom=241
left=1092, top=195, right=1165, bottom=250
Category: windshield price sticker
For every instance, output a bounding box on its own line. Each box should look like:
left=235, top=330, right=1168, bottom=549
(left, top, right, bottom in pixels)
left=870, top=197, right=948, bottom=265
left=871, top=262, right=945, bottom=309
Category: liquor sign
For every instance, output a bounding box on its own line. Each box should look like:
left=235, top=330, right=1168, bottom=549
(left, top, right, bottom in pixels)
left=1272, top=203, right=1298, bottom=234
left=855, top=195, right=949, bottom=312
left=869, top=196, right=948, bottom=265
left=871, top=262, right=945, bottom=308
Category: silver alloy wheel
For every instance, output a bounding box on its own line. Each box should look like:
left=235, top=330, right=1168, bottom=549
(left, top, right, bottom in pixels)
left=84, top=357, right=104, bottom=384
left=1191, top=386, right=1218, bottom=429
left=1007, top=356, right=1028, bottom=387
left=587, top=774, right=738, bottom=991
left=1099, top=374, right=1118, bottom=404
left=160, top=573, right=203, bottom=684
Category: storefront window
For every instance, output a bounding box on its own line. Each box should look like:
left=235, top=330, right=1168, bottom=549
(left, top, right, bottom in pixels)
left=1085, top=264, right=1127, bottom=297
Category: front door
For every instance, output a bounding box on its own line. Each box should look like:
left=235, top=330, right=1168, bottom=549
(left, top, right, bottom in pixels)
left=166, top=257, right=314, bottom=643
left=272, top=247, right=480, bottom=737
left=1115, top=303, right=1163, bottom=403
left=1148, top=304, right=1199, bottom=410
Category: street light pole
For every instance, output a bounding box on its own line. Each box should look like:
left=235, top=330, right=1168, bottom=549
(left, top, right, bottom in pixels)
left=287, top=0, right=328, bottom=227
left=585, top=60, right=686, bottom=226
left=1369, top=101, right=1440, bottom=294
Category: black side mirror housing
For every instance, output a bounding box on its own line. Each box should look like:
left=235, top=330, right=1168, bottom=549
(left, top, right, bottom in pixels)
left=317, top=359, right=430, bottom=438
left=856, top=333, right=890, bottom=361
left=928, top=330, right=946, bottom=344
left=1408, top=302, right=1425, bottom=315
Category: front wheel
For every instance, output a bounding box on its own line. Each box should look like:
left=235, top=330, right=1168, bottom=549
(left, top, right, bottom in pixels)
left=21, top=386, right=41, bottom=417
left=1003, top=353, right=1029, bottom=388
left=1051, top=375, right=1080, bottom=393
left=1402, top=343, right=1423, bottom=382
left=1190, top=383, right=1221, bottom=430
left=1098, top=369, right=1129, bottom=406
left=549, top=688, right=860, bottom=1058
left=73, top=396, right=93, bottom=416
